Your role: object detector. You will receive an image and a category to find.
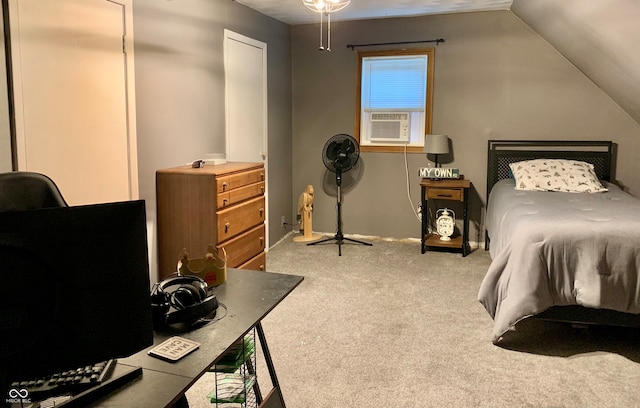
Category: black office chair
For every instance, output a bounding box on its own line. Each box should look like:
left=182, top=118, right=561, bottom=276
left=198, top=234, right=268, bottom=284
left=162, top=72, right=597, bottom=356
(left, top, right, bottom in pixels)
left=0, top=171, right=68, bottom=211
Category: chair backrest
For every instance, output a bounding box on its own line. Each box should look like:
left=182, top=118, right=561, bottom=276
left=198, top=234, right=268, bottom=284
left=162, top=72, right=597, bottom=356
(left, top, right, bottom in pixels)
left=0, top=171, right=68, bottom=212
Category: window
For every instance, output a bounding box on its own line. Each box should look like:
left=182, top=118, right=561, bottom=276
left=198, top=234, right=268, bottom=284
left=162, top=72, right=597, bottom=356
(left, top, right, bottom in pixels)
left=355, top=49, right=435, bottom=153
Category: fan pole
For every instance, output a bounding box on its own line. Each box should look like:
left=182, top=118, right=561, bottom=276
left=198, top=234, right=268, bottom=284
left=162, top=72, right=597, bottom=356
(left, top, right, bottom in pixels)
left=335, top=170, right=344, bottom=252
left=308, top=168, right=372, bottom=256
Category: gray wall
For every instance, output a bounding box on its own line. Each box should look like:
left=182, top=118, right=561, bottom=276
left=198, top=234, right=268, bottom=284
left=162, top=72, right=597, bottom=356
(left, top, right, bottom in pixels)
left=291, top=10, right=640, bottom=244
left=132, top=0, right=292, bottom=279
left=3, top=3, right=639, bottom=268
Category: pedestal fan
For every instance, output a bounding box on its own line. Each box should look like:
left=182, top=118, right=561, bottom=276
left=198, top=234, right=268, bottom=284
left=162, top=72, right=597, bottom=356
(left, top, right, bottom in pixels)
left=308, top=134, right=372, bottom=255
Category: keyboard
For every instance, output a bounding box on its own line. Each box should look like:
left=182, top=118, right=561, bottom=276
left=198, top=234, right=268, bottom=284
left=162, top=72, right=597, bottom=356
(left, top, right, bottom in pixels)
left=10, top=359, right=116, bottom=403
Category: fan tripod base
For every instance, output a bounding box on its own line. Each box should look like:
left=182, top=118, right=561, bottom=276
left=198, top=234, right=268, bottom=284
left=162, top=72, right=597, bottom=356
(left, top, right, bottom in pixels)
left=307, top=233, right=372, bottom=256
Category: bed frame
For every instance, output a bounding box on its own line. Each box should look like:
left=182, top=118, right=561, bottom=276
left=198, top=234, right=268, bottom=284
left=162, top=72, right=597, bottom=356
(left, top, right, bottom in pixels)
left=485, top=140, right=640, bottom=328
left=486, top=139, right=613, bottom=250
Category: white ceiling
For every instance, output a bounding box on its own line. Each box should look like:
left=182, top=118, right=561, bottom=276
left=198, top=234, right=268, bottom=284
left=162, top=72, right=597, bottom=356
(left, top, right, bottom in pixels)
left=235, top=0, right=514, bottom=25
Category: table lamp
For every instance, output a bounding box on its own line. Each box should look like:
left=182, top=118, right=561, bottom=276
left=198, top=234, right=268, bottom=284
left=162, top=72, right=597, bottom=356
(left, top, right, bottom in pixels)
left=424, top=135, right=450, bottom=168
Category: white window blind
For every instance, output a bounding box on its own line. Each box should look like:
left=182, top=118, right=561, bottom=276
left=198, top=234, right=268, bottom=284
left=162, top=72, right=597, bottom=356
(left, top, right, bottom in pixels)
left=362, top=55, right=428, bottom=111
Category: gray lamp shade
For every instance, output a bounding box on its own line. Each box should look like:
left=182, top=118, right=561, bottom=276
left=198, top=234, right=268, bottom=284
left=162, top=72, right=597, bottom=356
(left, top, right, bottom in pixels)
left=424, top=135, right=450, bottom=154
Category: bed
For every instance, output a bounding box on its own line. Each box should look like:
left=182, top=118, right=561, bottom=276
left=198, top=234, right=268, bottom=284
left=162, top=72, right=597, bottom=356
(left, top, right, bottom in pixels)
left=478, top=140, right=640, bottom=343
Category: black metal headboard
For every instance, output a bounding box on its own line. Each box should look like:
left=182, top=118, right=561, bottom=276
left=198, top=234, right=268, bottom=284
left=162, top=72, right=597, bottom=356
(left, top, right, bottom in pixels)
left=486, top=140, right=613, bottom=198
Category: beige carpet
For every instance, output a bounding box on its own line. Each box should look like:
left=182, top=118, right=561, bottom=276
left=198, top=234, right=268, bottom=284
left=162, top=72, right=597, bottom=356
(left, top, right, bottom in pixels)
left=186, top=234, right=640, bottom=408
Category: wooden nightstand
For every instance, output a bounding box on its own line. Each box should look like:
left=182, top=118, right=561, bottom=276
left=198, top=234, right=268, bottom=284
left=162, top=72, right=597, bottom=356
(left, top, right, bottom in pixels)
left=420, top=178, right=471, bottom=256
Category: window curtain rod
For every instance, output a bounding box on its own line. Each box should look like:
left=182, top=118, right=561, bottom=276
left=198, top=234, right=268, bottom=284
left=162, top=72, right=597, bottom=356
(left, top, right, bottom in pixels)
left=347, top=38, right=445, bottom=50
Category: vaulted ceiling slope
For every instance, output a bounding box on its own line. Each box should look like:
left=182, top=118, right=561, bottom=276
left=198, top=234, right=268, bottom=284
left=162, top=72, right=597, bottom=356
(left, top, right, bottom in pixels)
left=512, top=0, right=640, bottom=127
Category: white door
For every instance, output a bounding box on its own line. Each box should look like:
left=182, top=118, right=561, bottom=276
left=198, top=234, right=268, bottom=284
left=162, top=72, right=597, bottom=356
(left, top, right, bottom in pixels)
left=9, top=0, right=138, bottom=205
left=224, top=30, right=267, bottom=164
left=224, top=29, right=269, bottom=243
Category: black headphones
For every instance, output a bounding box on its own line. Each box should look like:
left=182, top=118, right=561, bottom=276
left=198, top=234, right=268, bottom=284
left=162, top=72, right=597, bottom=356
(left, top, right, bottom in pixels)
left=150, top=275, right=218, bottom=328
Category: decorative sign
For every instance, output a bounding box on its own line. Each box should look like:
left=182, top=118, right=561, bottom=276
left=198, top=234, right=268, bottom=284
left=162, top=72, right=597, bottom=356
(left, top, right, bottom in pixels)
left=148, top=336, right=201, bottom=361
left=419, top=167, right=460, bottom=179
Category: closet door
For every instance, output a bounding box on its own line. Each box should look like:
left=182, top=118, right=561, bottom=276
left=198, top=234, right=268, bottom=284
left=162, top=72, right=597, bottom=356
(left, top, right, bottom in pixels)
left=223, top=29, right=267, bottom=165
left=9, top=0, right=138, bottom=205
left=224, top=29, right=269, bottom=245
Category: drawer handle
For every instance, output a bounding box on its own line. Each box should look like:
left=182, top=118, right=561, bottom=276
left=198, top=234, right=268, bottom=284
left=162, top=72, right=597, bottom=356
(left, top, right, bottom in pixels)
left=222, top=182, right=228, bottom=191
left=260, top=172, right=265, bottom=181
left=224, top=222, right=230, bottom=233
left=259, top=208, right=264, bottom=217
left=223, top=198, right=228, bottom=206
left=259, top=236, right=264, bottom=246
left=260, top=186, right=265, bottom=194
left=436, top=194, right=452, bottom=198
left=259, top=264, right=264, bottom=271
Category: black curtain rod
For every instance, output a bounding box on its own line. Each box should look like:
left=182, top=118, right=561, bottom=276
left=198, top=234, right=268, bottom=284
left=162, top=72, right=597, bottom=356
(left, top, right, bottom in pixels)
left=347, top=38, right=445, bottom=50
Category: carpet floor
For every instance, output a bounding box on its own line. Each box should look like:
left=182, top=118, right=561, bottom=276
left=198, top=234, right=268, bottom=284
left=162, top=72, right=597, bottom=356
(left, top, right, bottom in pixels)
left=186, top=234, right=640, bottom=408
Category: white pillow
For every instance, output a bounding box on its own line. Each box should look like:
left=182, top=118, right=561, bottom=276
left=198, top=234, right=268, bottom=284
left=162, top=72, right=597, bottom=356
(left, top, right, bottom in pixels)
left=509, top=159, right=608, bottom=193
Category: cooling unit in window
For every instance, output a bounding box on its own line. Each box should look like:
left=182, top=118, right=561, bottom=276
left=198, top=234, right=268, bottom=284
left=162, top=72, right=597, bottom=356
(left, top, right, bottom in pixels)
left=369, top=112, right=410, bottom=143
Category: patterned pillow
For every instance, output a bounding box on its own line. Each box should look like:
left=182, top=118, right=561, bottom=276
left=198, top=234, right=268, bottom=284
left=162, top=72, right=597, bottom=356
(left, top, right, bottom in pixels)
left=508, top=159, right=608, bottom=193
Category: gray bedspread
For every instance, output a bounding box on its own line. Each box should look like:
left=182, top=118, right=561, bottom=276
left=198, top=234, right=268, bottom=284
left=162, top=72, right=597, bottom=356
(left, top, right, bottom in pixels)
left=479, top=179, right=640, bottom=343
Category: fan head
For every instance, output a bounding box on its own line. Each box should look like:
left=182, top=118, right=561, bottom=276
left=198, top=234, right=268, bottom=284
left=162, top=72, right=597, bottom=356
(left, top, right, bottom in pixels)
left=322, top=134, right=360, bottom=173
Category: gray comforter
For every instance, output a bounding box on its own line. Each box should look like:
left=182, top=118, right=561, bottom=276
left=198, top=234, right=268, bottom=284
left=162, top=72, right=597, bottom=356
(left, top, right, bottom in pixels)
left=479, top=179, right=640, bottom=343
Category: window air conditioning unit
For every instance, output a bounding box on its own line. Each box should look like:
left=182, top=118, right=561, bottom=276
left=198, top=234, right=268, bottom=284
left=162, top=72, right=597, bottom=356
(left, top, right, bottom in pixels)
left=369, top=112, right=410, bottom=142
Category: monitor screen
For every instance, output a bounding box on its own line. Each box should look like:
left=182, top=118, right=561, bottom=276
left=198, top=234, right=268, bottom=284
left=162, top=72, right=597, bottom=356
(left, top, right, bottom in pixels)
left=0, top=200, right=154, bottom=386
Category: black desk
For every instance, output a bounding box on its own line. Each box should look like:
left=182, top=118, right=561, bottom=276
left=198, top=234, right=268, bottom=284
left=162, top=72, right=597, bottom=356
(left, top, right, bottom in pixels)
left=89, top=268, right=303, bottom=408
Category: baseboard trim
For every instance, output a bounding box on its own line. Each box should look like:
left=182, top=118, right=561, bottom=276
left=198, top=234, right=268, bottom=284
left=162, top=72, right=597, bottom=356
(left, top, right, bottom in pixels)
left=279, top=231, right=487, bottom=252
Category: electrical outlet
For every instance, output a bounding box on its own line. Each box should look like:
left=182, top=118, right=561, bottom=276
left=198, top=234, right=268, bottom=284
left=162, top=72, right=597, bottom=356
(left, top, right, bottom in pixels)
left=281, top=216, right=286, bottom=227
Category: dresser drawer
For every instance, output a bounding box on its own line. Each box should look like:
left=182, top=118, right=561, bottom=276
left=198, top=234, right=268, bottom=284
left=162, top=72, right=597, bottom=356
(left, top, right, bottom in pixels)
left=217, top=168, right=265, bottom=193
left=216, top=196, right=265, bottom=242
left=217, top=224, right=265, bottom=267
left=238, top=251, right=266, bottom=271
left=217, top=181, right=265, bottom=208
left=426, top=188, right=463, bottom=201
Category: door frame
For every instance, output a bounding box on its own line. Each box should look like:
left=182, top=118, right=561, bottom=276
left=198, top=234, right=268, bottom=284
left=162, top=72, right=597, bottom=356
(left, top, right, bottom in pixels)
left=223, top=29, right=270, bottom=246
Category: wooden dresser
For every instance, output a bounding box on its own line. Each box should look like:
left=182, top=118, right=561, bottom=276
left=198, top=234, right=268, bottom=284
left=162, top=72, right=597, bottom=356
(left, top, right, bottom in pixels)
left=156, top=162, right=266, bottom=279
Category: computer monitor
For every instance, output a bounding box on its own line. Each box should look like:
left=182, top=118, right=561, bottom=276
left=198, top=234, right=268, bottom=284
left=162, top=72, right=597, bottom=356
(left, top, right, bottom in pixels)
left=0, top=200, right=154, bottom=388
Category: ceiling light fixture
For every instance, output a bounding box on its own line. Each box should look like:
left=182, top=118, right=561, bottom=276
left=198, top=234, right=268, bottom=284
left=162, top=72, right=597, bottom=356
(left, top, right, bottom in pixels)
left=302, top=0, right=350, bottom=52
